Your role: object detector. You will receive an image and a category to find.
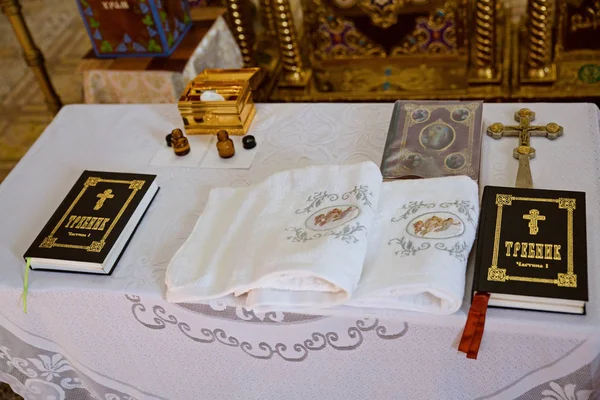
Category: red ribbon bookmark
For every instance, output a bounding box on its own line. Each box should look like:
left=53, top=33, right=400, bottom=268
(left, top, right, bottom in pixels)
left=459, top=292, right=490, bottom=360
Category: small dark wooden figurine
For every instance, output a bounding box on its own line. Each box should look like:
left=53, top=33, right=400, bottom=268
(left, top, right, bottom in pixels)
left=171, top=128, right=190, bottom=156
left=216, top=130, right=235, bottom=159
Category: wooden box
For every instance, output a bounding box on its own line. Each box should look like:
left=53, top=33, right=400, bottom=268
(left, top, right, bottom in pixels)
left=178, top=68, right=260, bottom=135
left=76, top=0, right=192, bottom=58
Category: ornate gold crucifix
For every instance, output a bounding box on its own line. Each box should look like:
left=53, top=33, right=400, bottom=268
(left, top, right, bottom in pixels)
left=487, top=108, right=563, bottom=188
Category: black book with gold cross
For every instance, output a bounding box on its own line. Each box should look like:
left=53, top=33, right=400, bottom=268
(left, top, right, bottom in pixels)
left=24, top=170, right=159, bottom=275
left=472, top=186, right=588, bottom=314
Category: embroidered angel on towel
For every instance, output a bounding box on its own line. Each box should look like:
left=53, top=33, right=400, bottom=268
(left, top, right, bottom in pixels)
left=413, top=215, right=461, bottom=236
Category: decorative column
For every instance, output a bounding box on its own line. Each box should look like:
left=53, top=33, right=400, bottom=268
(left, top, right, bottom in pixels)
left=259, top=0, right=277, bottom=37
left=224, top=0, right=257, bottom=67
left=1, top=0, right=62, bottom=115
left=468, top=0, right=499, bottom=82
left=271, top=0, right=311, bottom=87
left=523, top=0, right=556, bottom=82
left=554, top=0, right=566, bottom=56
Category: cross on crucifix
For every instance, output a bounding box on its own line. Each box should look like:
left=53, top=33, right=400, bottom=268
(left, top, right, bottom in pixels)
left=94, top=189, right=114, bottom=210
left=487, top=108, right=563, bottom=188
left=523, top=209, right=546, bottom=235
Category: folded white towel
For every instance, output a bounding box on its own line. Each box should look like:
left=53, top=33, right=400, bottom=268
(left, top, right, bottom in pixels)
left=166, top=161, right=383, bottom=312
left=350, top=176, right=479, bottom=314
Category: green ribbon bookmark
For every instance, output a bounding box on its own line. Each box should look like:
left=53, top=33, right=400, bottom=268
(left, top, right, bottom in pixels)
left=23, top=258, right=30, bottom=313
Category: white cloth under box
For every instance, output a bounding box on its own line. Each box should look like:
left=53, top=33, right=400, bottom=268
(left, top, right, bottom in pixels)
left=166, top=161, right=479, bottom=314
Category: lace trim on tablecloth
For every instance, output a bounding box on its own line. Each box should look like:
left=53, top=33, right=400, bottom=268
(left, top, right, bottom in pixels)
left=0, top=322, right=164, bottom=400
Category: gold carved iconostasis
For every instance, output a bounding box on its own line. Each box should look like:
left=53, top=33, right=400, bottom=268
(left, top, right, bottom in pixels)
left=221, top=0, right=600, bottom=102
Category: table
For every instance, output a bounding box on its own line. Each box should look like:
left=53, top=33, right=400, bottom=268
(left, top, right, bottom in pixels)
left=0, top=103, right=599, bottom=400
left=80, top=16, right=242, bottom=104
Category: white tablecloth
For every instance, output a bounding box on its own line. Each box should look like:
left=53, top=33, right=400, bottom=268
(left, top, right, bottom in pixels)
left=0, top=103, right=599, bottom=400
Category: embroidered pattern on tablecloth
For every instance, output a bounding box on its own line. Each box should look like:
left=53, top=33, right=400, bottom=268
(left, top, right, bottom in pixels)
left=176, top=301, right=324, bottom=324
left=126, top=295, right=408, bottom=362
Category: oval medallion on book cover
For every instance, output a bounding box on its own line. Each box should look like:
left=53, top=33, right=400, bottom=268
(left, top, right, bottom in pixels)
left=444, top=152, right=466, bottom=170
left=410, top=108, right=430, bottom=123
left=406, top=212, right=465, bottom=239
left=419, top=120, right=456, bottom=150
left=306, top=205, right=360, bottom=231
left=401, top=153, right=423, bottom=170
left=451, top=107, right=470, bottom=122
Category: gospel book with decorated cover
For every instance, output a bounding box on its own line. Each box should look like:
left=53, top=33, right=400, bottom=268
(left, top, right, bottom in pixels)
left=380, top=100, right=484, bottom=181
left=23, top=170, right=159, bottom=274
left=473, top=186, right=588, bottom=314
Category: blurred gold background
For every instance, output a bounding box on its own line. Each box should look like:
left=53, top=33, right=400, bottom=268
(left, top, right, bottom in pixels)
left=2, top=0, right=599, bottom=185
